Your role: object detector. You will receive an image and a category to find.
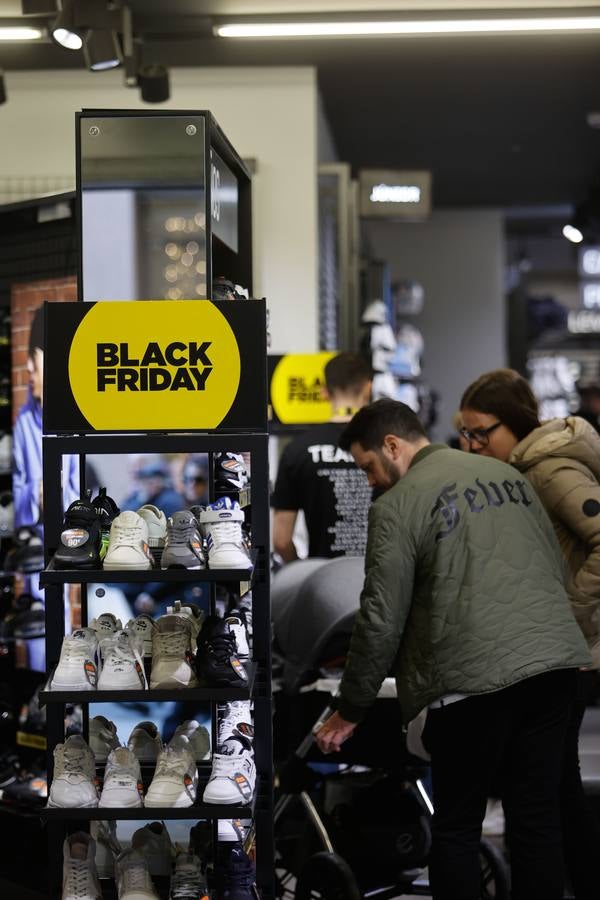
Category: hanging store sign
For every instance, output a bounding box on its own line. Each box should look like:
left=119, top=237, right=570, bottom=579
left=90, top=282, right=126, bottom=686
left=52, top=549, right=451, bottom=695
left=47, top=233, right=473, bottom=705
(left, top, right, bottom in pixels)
left=568, top=309, right=600, bottom=334
left=578, top=246, right=600, bottom=278
left=211, top=149, right=239, bottom=253
left=44, top=300, right=267, bottom=433
left=359, top=169, right=432, bottom=220
left=269, top=351, right=337, bottom=427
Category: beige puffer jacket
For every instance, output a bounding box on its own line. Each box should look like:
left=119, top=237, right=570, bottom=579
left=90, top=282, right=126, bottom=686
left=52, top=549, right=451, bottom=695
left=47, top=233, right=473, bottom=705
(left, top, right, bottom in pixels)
left=510, top=417, right=600, bottom=663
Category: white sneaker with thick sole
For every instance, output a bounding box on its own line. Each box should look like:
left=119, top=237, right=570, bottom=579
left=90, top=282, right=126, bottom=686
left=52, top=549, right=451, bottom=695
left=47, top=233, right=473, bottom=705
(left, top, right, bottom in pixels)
left=144, top=741, right=198, bottom=808
left=116, top=848, right=159, bottom=900
left=150, top=615, right=198, bottom=689
left=200, top=499, right=251, bottom=569
left=224, top=614, right=250, bottom=660
left=99, top=747, right=143, bottom=808
left=98, top=630, right=147, bottom=691
left=89, top=612, right=122, bottom=640
left=89, top=715, right=120, bottom=763
left=62, top=831, right=102, bottom=900
left=48, top=735, right=98, bottom=808
left=131, top=822, right=173, bottom=877
left=127, top=721, right=163, bottom=765
left=202, top=742, right=255, bottom=805
left=104, top=511, right=153, bottom=571
left=170, top=719, right=211, bottom=762
left=218, top=818, right=247, bottom=842
left=125, top=614, right=156, bottom=659
left=50, top=628, right=99, bottom=691
left=217, top=701, right=254, bottom=748
left=165, top=600, right=204, bottom=642
left=136, top=505, right=167, bottom=549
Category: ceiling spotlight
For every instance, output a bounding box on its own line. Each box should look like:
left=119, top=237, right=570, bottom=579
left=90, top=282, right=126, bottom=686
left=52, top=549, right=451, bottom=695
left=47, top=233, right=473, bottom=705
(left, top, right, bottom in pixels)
left=563, top=224, right=584, bottom=244
left=51, top=0, right=83, bottom=50
left=0, top=71, right=6, bottom=106
left=84, top=28, right=121, bottom=70
left=138, top=64, right=170, bottom=103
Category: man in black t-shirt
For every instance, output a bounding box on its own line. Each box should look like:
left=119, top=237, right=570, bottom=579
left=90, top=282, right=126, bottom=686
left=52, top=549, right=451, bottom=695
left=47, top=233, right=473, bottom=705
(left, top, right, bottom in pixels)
left=271, top=353, right=372, bottom=561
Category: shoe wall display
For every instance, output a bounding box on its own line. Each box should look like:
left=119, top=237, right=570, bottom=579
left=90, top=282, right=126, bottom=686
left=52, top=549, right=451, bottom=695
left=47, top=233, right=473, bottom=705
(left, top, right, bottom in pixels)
left=41, top=165, right=272, bottom=894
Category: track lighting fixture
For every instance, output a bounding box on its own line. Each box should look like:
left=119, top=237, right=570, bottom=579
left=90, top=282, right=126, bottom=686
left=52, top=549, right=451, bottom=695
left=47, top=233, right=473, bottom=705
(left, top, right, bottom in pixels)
left=138, top=64, right=170, bottom=103
left=84, top=28, right=121, bottom=70
left=21, top=0, right=58, bottom=13
left=51, top=0, right=83, bottom=50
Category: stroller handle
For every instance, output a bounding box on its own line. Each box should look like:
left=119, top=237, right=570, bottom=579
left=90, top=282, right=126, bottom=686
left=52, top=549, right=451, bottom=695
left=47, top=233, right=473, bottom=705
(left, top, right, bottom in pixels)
left=292, top=689, right=339, bottom=759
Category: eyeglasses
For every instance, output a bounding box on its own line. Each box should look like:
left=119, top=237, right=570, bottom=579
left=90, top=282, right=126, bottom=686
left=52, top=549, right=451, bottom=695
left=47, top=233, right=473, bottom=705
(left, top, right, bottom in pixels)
left=459, top=421, right=502, bottom=446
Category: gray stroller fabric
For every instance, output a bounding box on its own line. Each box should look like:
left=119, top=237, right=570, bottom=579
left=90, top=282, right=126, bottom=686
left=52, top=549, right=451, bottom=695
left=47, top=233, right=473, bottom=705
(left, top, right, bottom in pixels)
left=272, top=556, right=364, bottom=692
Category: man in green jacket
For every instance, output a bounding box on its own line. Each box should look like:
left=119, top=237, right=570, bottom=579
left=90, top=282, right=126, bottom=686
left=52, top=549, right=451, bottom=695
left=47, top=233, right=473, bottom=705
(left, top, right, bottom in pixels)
left=315, top=399, right=590, bottom=900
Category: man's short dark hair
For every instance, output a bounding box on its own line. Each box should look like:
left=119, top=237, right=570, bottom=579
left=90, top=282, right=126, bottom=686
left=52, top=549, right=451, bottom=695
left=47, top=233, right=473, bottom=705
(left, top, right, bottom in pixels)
left=339, top=398, right=426, bottom=451
left=324, top=352, right=372, bottom=394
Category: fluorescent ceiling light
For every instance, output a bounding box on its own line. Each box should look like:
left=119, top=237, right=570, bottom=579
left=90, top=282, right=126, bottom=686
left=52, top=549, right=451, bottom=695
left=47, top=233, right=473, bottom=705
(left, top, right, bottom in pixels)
left=216, top=17, right=600, bottom=38
left=0, top=27, right=44, bottom=40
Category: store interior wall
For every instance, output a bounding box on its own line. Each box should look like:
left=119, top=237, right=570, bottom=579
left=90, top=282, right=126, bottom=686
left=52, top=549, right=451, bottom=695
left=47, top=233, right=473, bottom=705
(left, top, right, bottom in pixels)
left=317, top=92, right=339, bottom=164
left=0, top=67, right=320, bottom=354
left=365, top=209, right=505, bottom=442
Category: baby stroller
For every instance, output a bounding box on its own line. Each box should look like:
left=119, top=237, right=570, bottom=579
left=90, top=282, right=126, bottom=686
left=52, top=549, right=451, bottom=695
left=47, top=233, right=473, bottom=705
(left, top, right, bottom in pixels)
left=271, top=557, right=510, bottom=900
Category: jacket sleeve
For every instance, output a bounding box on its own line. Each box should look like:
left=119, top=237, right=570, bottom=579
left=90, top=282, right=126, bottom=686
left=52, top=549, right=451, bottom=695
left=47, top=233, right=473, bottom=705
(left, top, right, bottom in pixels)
left=549, top=465, right=600, bottom=628
left=337, top=501, right=416, bottom=723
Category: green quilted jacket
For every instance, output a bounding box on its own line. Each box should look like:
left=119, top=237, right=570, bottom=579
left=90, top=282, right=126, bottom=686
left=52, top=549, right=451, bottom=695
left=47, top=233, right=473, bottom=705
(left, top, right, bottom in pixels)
left=338, top=444, right=591, bottom=725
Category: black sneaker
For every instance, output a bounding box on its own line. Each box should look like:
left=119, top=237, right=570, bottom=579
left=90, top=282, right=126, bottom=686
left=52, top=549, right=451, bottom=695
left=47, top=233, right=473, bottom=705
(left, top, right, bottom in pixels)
left=4, top=527, right=44, bottom=574
left=0, top=767, right=47, bottom=809
left=196, top=616, right=248, bottom=688
left=214, top=453, right=248, bottom=492
left=215, top=845, right=257, bottom=900
left=53, top=498, right=102, bottom=569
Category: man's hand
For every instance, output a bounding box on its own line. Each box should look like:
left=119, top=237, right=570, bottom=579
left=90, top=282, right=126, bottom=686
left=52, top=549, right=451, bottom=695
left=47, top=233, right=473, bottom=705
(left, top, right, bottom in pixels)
left=314, top=711, right=357, bottom=754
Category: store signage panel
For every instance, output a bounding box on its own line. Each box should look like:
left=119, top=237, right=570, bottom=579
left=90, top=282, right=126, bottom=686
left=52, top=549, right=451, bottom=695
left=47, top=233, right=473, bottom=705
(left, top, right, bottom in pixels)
left=269, top=351, right=337, bottom=426
left=578, top=246, right=600, bottom=278
left=44, top=300, right=267, bottom=433
left=359, top=169, right=432, bottom=220
left=211, top=149, right=239, bottom=253
left=581, top=282, right=600, bottom=309
left=568, top=309, right=600, bottom=334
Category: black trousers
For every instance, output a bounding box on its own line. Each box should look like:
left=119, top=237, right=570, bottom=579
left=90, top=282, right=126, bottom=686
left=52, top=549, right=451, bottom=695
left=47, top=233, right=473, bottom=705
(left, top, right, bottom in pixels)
left=422, top=669, right=576, bottom=900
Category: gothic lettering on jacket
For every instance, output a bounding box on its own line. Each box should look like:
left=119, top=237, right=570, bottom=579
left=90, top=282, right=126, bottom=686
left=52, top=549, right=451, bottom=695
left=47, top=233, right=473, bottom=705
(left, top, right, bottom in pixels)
left=431, top=478, right=533, bottom=541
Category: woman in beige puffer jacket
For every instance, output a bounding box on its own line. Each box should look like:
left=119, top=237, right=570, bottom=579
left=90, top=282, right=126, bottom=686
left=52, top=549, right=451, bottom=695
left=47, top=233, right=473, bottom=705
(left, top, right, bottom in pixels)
left=460, top=367, right=600, bottom=900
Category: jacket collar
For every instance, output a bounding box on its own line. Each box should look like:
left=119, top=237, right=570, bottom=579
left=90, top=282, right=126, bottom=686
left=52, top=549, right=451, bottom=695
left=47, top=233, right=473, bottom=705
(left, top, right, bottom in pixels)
left=409, top=443, right=448, bottom=470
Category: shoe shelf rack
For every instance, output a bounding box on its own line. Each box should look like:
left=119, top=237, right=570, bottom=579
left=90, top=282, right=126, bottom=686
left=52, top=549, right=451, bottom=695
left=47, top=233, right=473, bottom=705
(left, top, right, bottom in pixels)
left=41, top=372, right=273, bottom=896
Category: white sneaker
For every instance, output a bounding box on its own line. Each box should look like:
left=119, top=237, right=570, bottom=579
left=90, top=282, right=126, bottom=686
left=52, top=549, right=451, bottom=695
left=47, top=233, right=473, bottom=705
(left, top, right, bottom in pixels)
left=98, top=630, right=147, bottom=691
left=217, top=701, right=253, bottom=748
left=165, top=599, right=204, bottom=642
left=48, top=735, right=98, bottom=808
left=89, top=612, right=122, bottom=639
left=203, top=743, right=255, bottom=805
left=104, top=511, right=153, bottom=570
left=144, top=740, right=198, bottom=808
left=89, top=716, right=120, bottom=763
left=50, top=628, right=99, bottom=691
left=127, top=721, right=163, bottom=765
left=99, top=747, right=143, bottom=808
left=125, top=614, right=156, bottom=659
left=170, top=849, right=208, bottom=900
left=224, top=614, right=250, bottom=660
left=150, top=615, right=198, bottom=689
left=116, top=848, right=159, bottom=900
left=136, top=505, right=167, bottom=549
left=171, top=719, right=211, bottom=762
left=482, top=798, right=505, bottom=836
left=218, top=818, right=247, bottom=842
left=131, top=822, right=173, bottom=878
left=200, top=499, right=251, bottom=569
left=62, top=831, right=102, bottom=900
left=90, top=820, right=121, bottom=879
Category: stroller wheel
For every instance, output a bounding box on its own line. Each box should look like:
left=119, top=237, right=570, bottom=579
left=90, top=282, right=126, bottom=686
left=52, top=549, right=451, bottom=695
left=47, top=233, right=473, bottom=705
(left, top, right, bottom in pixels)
left=479, top=838, right=510, bottom=900
left=295, top=851, right=361, bottom=900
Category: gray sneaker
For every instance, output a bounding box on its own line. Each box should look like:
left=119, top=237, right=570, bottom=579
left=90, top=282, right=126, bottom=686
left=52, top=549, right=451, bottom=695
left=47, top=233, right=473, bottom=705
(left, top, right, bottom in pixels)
left=161, top=511, right=205, bottom=570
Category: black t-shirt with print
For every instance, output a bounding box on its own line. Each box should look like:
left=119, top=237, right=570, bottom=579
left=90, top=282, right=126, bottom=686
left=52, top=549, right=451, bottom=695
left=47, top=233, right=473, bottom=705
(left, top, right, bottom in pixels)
left=271, top=422, right=371, bottom=558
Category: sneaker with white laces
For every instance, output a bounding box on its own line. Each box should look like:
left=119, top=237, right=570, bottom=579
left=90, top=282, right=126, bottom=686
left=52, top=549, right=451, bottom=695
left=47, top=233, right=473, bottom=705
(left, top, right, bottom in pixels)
left=89, top=612, right=122, bottom=640
left=171, top=720, right=211, bottom=762
left=125, top=614, right=156, bottom=659
left=165, top=600, right=204, bottom=642
left=136, top=504, right=167, bottom=549
left=161, top=510, right=205, bottom=570
left=104, top=511, right=154, bottom=571
left=62, top=831, right=102, bottom=900
left=99, top=747, right=143, bottom=808
left=50, top=628, right=100, bottom=691
left=200, top=499, right=251, bottom=570
left=224, top=614, right=250, bottom=660
left=89, top=715, right=120, bottom=763
left=150, top=615, right=198, bottom=689
left=202, top=739, right=255, bottom=805
left=144, top=739, right=198, bottom=808
left=170, top=849, right=209, bottom=900
left=127, top=721, right=163, bottom=765
left=48, top=735, right=98, bottom=808
left=98, top=630, right=147, bottom=691
left=217, top=701, right=253, bottom=748
left=131, top=822, right=173, bottom=878
left=116, top=848, right=159, bottom=900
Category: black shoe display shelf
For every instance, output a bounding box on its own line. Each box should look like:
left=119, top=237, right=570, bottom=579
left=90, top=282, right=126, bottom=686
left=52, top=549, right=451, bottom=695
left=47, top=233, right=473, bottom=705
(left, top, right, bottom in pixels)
left=39, top=429, right=273, bottom=898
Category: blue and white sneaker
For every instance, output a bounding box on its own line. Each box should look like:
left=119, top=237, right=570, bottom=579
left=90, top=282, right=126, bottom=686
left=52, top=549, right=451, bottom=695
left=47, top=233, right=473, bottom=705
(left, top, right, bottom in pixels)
left=199, top=499, right=251, bottom=570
